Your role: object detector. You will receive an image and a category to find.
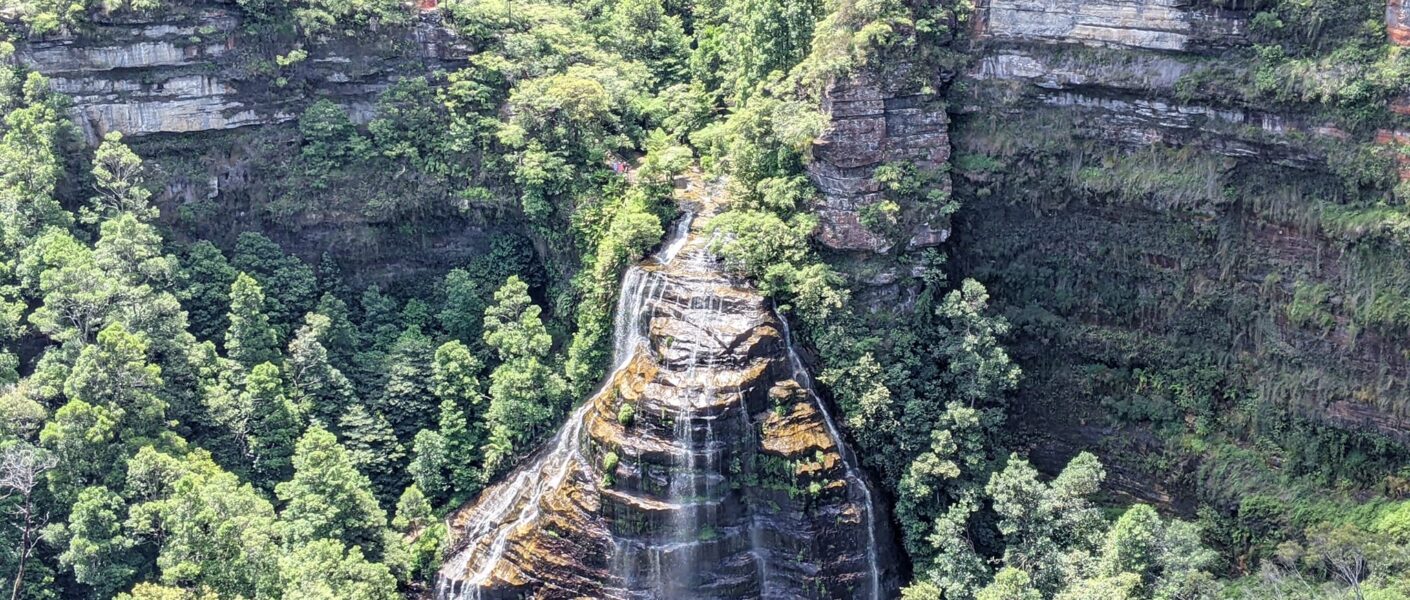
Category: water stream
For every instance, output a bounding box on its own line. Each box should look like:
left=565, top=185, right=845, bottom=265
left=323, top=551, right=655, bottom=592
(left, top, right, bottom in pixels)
left=436, top=200, right=886, bottom=599
left=775, top=312, right=882, bottom=600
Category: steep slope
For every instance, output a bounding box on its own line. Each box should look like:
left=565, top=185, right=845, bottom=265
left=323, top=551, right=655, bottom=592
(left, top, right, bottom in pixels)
left=949, top=0, right=1410, bottom=508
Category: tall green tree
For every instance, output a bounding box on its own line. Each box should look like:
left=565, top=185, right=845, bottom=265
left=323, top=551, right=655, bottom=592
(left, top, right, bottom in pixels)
left=276, top=539, right=397, bottom=600
left=247, top=362, right=302, bottom=486
left=375, top=328, right=435, bottom=440
left=275, top=427, right=387, bottom=557
left=65, top=322, right=166, bottom=443
left=54, top=486, right=137, bottom=598
left=226, top=273, right=280, bottom=369
left=39, top=399, right=121, bottom=507
left=84, top=131, right=155, bottom=224
left=0, top=73, right=73, bottom=254
left=438, top=268, right=487, bottom=348
left=231, top=233, right=316, bottom=335
left=178, top=241, right=237, bottom=344
left=125, top=449, right=282, bottom=598
left=21, top=229, right=117, bottom=345
left=986, top=453, right=1106, bottom=593
left=480, top=276, right=565, bottom=479
left=285, top=313, right=358, bottom=427
left=408, top=429, right=449, bottom=502
left=897, top=401, right=993, bottom=563
left=433, top=340, right=484, bottom=495
left=336, top=405, right=405, bottom=501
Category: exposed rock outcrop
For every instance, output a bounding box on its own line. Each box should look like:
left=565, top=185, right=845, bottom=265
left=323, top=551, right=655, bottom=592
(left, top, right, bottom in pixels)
left=437, top=184, right=900, bottom=599
left=6, top=2, right=466, bottom=141
left=982, top=0, right=1244, bottom=51
left=808, top=68, right=952, bottom=255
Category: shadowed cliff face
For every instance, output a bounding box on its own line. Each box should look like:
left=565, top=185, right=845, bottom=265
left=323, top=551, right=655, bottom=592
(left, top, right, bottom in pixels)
left=436, top=181, right=901, bottom=599
left=948, top=0, right=1410, bottom=505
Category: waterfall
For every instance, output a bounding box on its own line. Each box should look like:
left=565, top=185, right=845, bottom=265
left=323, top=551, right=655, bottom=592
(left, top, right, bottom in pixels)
left=774, top=312, right=882, bottom=600
left=436, top=213, right=694, bottom=600
left=436, top=201, right=890, bottom=599
left=658, top=211, right=694, bottom=264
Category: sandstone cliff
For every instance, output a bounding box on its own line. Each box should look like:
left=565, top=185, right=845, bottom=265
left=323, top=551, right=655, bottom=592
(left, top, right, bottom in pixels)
left=7, top=1, right=466, bottom=141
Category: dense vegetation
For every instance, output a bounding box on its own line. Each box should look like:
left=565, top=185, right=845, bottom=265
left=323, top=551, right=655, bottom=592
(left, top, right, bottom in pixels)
left=2, top=0, right=1410, bottom=598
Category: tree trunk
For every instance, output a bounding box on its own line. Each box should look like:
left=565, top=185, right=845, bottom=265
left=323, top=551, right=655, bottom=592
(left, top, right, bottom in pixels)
left=10, top=494, right=32, bottom=600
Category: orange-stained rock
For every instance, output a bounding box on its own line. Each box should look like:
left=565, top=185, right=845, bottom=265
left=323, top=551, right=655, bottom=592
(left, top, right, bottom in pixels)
left=436, top=187, right=900, bottom=599
left=1392, top=0, right=1410, bottom=45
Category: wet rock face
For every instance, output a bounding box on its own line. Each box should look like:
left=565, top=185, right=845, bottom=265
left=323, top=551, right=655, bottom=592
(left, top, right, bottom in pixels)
left=437, top=209, right=900, bottom=599
left=808, top=69, right=952, bottom=255
left=6, top=2, right=466, bottom=142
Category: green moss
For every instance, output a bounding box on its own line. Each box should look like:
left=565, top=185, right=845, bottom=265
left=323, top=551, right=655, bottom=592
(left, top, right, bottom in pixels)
left=1286, top=280, right=1336, bottom=331
left=617, top=403, right=636, bottom=427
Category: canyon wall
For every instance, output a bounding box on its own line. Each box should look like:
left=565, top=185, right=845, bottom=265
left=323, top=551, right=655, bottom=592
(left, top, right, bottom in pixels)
left=950, top=0, right=1410, bottom=506
left=4, top=2, right=488, bottom=284
left=8, top=2, right=466, bottom=141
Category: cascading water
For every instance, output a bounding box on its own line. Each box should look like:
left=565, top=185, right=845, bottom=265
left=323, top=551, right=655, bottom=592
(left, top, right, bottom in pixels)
left=774, top=312, right=882, bottom=600
left=435, top=215, right=692, bottom=600
left=435, top=180, right=896, bottom=599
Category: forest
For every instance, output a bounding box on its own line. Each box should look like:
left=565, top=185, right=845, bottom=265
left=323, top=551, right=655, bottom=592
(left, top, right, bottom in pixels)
left=2, top=0, right=1410, bottom=597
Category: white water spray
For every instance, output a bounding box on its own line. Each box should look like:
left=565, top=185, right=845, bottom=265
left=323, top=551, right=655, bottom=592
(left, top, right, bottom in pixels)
left=437, top=212, right=695, bottom=599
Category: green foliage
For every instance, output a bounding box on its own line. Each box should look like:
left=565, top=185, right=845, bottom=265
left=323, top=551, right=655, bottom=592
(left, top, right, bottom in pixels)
left=275, top=539, right=397, bottom=600
left=720, top=0, right=824, bottom=99
left=285, top=312, right=359, bottom=428
left=481, top=276, right=566, bottom=479
left=12, top=0, right=1398, bottom=595
left=247, top=362, right=302, bottom=485
left=392, top=484, right=433, bottom=533
left=86, top=132, right=155, bottom=224
left=275, top=427, right=388, bottom=557
left=1286, top=279, right=1336, bottom=331
left=231, top=233, right=317, bottom=336
left=297, top=100, right=371, bottom=187
left=0, top=73, right=74, bottom=254
left=432, top=341, right=484, bottom=497
left=129, top=449, right=282, bottom=598
left=335, top=405, right=405, bottom=502
left=975, top=568, right=1041, bottom=600
left=368, top=77, right=457, bottom=176
left=226, top=273, right=281, bottom=369
left=55, top=486, right=138, bottom=598
left=408, top=428, right=449, bottom=502
left=178, top=241, right=237, bottom=344
left=388, top=484, right=445, bottom=582
left=374, top=328, right=435, bottom=440
left=986, top=453, right=1106, bottom=592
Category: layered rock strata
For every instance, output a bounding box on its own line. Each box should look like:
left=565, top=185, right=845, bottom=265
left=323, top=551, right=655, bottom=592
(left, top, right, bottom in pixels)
left=6, top=2, right=466, bottom=141
left=436, top=186, right=899, bottom=599
left=952, top=0, right=1410, bottom=501
left=808, top=68, right=952, bottom=255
